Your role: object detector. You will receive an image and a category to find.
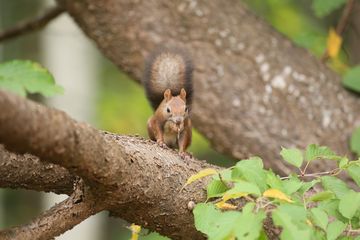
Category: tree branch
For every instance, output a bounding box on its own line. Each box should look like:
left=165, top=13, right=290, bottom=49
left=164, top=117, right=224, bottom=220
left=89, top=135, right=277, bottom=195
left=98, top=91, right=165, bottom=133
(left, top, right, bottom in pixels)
left=0, top=90, right=214, bottom=239
left=0, top=180, right=103, bottom=240
left=0, top=5, right=64, bottom=42
left=0, top=145, right=75, bottom=195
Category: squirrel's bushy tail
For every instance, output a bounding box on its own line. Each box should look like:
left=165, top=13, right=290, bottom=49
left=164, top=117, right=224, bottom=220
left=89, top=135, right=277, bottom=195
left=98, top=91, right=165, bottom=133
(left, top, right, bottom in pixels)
left=143, top=48, right=193, bottom=110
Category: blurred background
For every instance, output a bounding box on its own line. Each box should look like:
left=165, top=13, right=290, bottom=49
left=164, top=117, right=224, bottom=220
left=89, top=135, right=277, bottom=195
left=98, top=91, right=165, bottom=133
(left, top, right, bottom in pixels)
left=0, top=0, right=358, bottom=239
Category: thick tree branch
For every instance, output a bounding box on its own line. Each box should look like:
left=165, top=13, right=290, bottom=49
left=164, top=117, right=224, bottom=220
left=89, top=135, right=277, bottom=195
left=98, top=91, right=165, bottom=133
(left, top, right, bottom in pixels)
left=0, top=6, right=64, bottom=42
left=58, top=0, right=360, bottom=175
left=0, top=90, right=215, bottom=239
left=0, top=180, right=103, bottom=240
left=0, top=145, right=75, bottom=194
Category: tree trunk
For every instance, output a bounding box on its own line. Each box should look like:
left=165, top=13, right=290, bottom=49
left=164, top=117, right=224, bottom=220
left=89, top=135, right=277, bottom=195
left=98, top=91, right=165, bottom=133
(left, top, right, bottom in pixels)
left=58, top=0, right=360, bottom=174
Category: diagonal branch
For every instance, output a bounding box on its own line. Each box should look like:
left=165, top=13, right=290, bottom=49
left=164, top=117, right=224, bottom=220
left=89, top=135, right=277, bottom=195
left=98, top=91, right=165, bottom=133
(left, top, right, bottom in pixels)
left=0, top=90, right=214, bottom=239
left=0, top=180, right=104, bottom=240
left=0, top=145, right=75, bottom=195
left=0, top=6, right=65, bottom=42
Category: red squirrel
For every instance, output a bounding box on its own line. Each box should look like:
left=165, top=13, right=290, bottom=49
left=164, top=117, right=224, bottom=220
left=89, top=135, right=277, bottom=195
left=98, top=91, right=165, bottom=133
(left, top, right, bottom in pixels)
left=143, top=49, right=193, bottom=153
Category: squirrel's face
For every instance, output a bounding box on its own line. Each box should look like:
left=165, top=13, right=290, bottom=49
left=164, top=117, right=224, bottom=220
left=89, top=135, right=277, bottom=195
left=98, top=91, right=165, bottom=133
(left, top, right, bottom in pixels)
left=163, top=88, right=188, bottom=129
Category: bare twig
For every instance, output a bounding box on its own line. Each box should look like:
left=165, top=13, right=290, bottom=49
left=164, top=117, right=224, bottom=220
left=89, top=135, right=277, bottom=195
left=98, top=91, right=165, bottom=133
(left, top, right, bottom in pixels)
left=322, top=0, right=355, bottom=62
left=0, top=5, right=64, bottom=42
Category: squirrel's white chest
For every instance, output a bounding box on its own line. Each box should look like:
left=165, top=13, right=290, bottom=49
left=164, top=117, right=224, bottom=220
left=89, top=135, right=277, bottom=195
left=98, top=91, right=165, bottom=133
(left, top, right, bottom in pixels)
left=163, top=124, right=178, bottom=148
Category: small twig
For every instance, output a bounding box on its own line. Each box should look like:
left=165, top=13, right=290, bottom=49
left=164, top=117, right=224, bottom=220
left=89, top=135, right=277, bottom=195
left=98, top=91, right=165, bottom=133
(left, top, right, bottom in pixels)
left=321, top=0, right=355, bottom=62
left=0, top=5, right=64, bottom=42
left=280, top=169, right=340, bottom=180
left=301, top=161, right=311, bottom=176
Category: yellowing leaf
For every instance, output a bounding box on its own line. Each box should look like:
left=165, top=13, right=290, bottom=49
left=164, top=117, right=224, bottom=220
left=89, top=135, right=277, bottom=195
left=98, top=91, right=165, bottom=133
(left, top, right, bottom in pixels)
left=130, top=224, right=141, bottom=240
left=263, top=189, right=294, bottom=203
left=215, top=200, right=237, bottom=210
left=184, top=168, right=218, bottom=187
left=223, top=191, right=248, bottom=201
left=327, top=28, right=342, bottom=58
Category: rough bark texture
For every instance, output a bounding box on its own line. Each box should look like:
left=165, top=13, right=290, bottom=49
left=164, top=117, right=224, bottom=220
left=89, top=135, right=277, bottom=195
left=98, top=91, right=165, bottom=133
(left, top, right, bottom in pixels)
left=0, top=180, right=102, bottom=240
left=58, top=0, right=360, bottom=174
left=0, top=90, right=215, bottom=239
left=0, top=145, right=74, bottom=195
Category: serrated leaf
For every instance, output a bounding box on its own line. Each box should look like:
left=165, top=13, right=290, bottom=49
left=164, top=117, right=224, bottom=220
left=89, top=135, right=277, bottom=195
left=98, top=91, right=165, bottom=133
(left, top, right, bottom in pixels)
left=207, top=179, right=229, bottom=199
left=266, top=170, right=284, bottom=191
left=193, top=203, right=263, bottom=240
left=283, top=175, right=303, bottom=195
left=326, top=220, right=346, bottom=240
left=232, top=157, right=267, bottom=192
left=263, top=189, right=293, bottom=203
left=347, top=164, right=360, bottom=187
left=309, top=191, right=335, bottom=202
left=339, top=190, right=360, bottom=219
left=184, top=168, right=217, bottom=187
left=0, top=60, right=63, bottom=97
left=272, top=205, right=312, bottom=240
left=280, top=147, right=303, bottom=168
left=326, top=28, right=342, bottom=58
left=343, top=66, right=360, bottom=94
left=321, top=176, right=350, bottom=198
left=310, top=208, right=328, bottom=230
left=298, top=179, right=320, bottom=195
left=305, top=144, right=335, bottom=161
left=350, top=127, right=360, bottom=154
left=311, top=0, right=346, bottom=18
left=215, top=200, right=237, bottom=210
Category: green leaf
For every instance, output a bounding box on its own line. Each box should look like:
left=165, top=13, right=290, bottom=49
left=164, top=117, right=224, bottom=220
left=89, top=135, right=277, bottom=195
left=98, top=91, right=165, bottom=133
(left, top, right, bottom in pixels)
left=347, top=164, right=360, bottom=187
left=233, top=203, right=266, bottom=240
left=338, top=190, right=360, bottom=219
left=310, top=208, right=328, bottom=230
left=350, top=127, right=360, bottom=156
left=224, top=180, right=261, bottom=198
left=326, top=220, right=346, bottom=240
left=282, top=175, right=303, bottom=195
left=266, top=170, right=283, bottom=191
left=305, top=144, right=335, bottom=161
left=207, top=179, right=229, bottom=199
left=232, top=157, right=267, bottom=192
left=272, top=204, right=312, bottom=240
left=311, top=0, right=346, bottom=18
left=193, top=203, right=265, bottom=240
left=280, top=147, right=303, bottom=168
left=321, top=176, right=350, bottom=198
left=140, top=232, right=170, bottom=240
left=298, top=179, right=320, bottom=195
left=318, top=199, right=347, bottom=222
left=0, top=60, right=63, bottom=97
left=343, top=66, right=360, bottom=93
left=309, top=191, right=335, bottom=202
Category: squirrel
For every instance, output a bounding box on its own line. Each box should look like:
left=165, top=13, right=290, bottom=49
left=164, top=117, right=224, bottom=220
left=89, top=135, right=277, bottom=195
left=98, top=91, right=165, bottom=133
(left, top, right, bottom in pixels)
left=143, top=48, right=193, bottom=153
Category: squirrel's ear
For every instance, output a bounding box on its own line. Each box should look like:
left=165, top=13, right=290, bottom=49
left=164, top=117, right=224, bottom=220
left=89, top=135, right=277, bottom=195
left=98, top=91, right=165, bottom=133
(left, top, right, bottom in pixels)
left=180, top=88, right=186, bottom=101
left=164, top=89, right=172, bottom=101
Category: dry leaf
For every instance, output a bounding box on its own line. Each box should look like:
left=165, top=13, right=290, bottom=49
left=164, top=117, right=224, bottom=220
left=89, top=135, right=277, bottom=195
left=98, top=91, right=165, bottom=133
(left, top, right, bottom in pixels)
left=263, top=188, right=293, bottom=203
left=327, top=28, right=342, bottom=58
left=215, top=200, right=237, bottom=210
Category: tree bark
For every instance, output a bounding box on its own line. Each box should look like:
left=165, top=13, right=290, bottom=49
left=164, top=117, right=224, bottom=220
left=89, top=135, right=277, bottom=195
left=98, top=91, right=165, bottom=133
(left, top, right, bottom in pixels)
left=0, top=90, right=215, bottom=239
left=58, top=0, right=360, bottom=175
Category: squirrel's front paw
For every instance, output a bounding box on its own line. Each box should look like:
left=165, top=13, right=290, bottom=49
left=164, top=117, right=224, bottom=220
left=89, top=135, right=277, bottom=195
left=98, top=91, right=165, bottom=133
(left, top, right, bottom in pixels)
left=156, top=140, right=167, bottom=148
left=179, top=151, right=192, bottom=160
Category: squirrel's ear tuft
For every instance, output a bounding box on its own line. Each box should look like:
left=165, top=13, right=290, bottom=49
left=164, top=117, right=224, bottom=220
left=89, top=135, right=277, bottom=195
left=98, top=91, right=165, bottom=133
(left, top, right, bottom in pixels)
left=180, top=88, right=186, bottom=101
left=164, top=89, right=172, bottom=101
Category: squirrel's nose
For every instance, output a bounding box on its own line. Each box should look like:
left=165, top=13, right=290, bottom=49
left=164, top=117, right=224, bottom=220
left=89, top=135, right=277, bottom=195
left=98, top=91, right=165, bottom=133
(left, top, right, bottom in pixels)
left=175, top=119, right=182, bottom=125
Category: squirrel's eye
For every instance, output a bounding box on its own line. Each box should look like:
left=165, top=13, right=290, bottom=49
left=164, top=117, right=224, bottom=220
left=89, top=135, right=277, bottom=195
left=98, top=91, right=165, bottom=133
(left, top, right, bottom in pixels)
left=166, top=107, right=171, bottom=113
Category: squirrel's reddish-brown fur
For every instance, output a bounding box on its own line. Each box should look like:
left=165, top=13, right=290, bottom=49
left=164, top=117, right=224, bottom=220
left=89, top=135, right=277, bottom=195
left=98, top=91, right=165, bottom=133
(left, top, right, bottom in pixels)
left=143, top=48, right=193, bottom=153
